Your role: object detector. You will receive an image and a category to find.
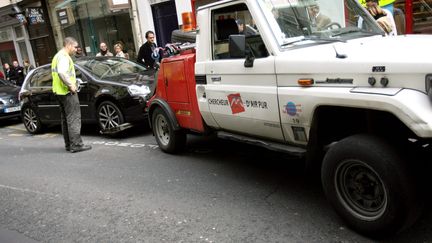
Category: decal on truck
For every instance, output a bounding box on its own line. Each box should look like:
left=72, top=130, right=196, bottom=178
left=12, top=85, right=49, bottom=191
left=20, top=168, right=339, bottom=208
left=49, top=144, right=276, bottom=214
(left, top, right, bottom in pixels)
left=227, top=93, right=245, bottom=114
left=283, top=102, right=302, bottom=116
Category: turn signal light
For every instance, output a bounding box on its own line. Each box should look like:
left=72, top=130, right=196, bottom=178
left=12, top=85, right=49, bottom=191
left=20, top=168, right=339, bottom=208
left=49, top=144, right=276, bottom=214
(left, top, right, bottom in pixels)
left=298, top=79, right=314, bottom=86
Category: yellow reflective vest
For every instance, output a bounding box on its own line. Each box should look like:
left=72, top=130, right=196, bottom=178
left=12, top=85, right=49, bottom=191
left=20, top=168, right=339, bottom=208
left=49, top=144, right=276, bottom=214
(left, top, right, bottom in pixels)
left=51, top=49, right=76, bottom=95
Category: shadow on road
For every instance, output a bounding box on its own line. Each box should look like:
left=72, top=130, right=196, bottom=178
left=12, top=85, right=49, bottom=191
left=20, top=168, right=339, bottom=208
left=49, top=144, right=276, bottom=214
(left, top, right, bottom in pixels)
left=184, top=134, right=432, bottom=242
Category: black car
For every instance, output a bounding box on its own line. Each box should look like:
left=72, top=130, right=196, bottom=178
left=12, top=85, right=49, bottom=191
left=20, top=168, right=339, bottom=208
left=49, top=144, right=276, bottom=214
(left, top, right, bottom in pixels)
left=0, top=79, right=21, bottom=121
left=19, top=57, right=157, bottom=134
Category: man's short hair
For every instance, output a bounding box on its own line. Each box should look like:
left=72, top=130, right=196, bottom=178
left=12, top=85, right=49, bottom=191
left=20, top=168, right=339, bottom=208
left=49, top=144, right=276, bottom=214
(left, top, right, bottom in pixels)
left=145, top=31, right=154, bottom=38
left=63, top=37, right=77, bottom=47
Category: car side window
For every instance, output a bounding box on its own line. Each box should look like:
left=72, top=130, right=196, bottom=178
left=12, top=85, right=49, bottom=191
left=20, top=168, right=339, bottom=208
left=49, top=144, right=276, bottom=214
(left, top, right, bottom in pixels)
left=29, top=67, right=52, bottom=88
left=212, top=3, right=268, bottom=60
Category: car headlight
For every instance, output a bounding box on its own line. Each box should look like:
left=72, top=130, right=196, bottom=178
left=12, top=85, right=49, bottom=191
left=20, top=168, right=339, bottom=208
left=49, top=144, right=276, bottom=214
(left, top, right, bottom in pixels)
left=426, top=74, right=432, bottom=101
left=127, top=85, right=151, bottom=97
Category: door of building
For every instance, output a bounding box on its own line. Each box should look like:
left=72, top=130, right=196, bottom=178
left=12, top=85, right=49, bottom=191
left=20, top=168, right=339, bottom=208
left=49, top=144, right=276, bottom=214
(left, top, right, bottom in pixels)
left=30, top=37, right=54, bottom=66
left=151, top=1, right=179, bottom=47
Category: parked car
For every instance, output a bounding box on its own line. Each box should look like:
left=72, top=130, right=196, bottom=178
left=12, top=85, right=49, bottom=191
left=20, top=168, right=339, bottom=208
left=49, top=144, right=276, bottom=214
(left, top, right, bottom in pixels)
left=19, top=57, right=156, bottom=134
left=0, top=79, right=21, bottom=121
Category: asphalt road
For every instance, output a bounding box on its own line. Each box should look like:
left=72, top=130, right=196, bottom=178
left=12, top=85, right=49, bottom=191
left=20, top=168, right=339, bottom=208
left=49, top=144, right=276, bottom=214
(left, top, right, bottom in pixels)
left=0, top=119, right=431, bottom=242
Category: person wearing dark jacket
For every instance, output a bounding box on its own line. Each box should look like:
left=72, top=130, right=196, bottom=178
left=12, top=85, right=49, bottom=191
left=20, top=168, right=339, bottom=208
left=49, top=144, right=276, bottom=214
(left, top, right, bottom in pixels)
left=137, top=31, right=161, bottom=69
left=11, top=61, right=24, bottom=86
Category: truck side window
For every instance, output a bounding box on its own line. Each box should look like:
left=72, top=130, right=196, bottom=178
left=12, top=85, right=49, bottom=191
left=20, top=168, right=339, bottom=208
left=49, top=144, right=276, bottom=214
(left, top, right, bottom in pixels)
left=212, top=3, right=268, bottom=60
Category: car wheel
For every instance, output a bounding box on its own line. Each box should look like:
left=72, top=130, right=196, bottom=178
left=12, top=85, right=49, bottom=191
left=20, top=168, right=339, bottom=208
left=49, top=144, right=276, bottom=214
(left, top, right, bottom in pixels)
left=321, top=134, right=422, bottom=237
left=97, top=101, right=124, bottom=131
left=152, top=107, right=185, bottom=153
left=22, top=106, right=43, bottom=134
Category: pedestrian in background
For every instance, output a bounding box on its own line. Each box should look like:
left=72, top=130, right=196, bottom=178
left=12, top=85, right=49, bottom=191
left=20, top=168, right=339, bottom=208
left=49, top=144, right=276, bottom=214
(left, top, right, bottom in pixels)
left=9, top=61, right=24, bottom=86
left=23, top=59, right=34, bottom=77
left=114, top=43, right=128, bottom=59
left=365, top=0, right=397, bottom=35
left=74, top=46, right=85, bottom=59
left=3, top=63, right=11, bottom=83
left=137, top=31, right=160, bottom=69
left=96, top=42, right=113, bottom=57
left=51, top=36, right=91, bottom=153
left=12, top=61, right=24, bottom=86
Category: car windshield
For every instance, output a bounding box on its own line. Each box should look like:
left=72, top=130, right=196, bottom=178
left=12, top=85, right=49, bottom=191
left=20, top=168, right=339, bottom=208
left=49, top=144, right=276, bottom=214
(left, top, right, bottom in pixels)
left=76, top=57, right=149, bottom=80
left=257, top=0, right=384, bottom=48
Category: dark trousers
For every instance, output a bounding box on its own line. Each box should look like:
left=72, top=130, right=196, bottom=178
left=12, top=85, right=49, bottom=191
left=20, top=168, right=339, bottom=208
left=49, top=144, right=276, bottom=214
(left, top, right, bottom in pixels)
left=56, top=93, right=83, bottom=149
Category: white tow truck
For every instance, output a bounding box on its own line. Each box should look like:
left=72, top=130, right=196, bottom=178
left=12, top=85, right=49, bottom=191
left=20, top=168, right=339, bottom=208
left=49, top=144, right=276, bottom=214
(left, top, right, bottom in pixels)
left=148, top=0, right=432, bottom=237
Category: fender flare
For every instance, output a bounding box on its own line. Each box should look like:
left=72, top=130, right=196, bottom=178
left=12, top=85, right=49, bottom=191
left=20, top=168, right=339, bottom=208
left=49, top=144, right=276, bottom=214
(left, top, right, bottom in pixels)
left=148, top=98, right=181, bottom=131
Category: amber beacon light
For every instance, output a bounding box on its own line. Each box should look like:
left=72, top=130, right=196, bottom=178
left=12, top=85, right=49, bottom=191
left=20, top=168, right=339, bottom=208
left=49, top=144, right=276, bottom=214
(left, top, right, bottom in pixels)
left=298, top=78, right=314, bottom=86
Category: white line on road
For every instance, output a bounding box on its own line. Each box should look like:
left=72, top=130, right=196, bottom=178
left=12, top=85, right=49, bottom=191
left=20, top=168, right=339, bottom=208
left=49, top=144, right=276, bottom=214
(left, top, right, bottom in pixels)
left=0, top=184, right=51, bottom=195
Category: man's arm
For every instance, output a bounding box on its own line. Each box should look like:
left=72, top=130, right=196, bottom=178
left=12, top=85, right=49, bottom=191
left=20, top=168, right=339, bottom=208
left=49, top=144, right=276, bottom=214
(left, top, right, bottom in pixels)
left=137, top=45, right=145, bottom=65
left=57, top=57, right=77, bottom=94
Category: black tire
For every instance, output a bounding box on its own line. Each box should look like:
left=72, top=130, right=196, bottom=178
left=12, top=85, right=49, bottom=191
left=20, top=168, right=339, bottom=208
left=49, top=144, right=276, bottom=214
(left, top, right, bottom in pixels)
left=22, top=106, right=43, bottom=134
left=151, top=107, right=186, bottom=153
left=171, top=29, right=196, bottom=43
left=321, top=134, right=422, bottom=238
left=97, top=101, right=125, bottom=131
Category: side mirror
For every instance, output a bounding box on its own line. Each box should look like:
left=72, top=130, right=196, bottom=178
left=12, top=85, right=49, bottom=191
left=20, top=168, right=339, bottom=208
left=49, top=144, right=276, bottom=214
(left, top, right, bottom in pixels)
left=229, top=35, right=246, bottom=58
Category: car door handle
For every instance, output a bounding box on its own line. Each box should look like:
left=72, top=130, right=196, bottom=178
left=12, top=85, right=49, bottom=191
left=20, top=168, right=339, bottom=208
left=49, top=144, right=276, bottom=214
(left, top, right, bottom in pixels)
left=211, top=77, right=221, bottom=82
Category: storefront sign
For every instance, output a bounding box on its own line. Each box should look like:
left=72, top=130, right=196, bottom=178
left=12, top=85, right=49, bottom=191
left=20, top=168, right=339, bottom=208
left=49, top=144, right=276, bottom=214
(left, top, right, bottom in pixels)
left=27, top=8, right=45, bottom=25
left=57, top=9, right=69, bottom=26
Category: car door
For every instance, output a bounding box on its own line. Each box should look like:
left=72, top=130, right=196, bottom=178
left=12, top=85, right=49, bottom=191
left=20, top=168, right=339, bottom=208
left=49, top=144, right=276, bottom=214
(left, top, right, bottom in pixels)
left=75, top=67, right=94, bottom=121
left=204, top=2, right=284, bottom=141
left=28, top=66, right=59, bottom=122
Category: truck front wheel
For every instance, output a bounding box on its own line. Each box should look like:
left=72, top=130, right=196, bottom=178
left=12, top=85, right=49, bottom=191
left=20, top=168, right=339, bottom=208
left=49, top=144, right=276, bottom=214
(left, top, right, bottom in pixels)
left=321, top=134, right=421, bottom=237
left=152, top=107, right=186, bottom=153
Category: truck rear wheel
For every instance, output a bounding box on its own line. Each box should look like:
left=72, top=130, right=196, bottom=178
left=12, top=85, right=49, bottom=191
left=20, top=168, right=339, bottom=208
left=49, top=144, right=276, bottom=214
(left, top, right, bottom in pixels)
left=321, top=134, right=422, bottom=237
left=152, top=107, right=186, bottom=153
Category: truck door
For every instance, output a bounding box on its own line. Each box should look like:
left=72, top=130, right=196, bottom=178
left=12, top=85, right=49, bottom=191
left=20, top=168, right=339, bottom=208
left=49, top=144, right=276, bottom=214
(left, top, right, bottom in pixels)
left=205, top=3, right=284, bottom=141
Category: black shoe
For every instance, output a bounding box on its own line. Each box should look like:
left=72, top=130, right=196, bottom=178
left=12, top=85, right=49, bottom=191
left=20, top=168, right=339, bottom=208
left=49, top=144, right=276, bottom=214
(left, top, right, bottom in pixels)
left=70, top=144, right=92, bottom=153
left=66, top=147, right=71, bottom=152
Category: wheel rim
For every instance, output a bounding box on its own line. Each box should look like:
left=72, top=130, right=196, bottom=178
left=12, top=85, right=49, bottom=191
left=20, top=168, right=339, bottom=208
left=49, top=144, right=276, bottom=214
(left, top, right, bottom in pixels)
left=98, top=104, right=121, bottom=129
left=335, top=160, right=387, bottom=221
left=23, top=108, right=39, bottom=133
left=155, top=113, right=170, bottom=146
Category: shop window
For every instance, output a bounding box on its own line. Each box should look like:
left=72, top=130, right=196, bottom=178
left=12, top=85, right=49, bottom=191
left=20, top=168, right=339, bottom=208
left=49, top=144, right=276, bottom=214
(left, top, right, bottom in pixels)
left=14, top=26, right=23, bottom=39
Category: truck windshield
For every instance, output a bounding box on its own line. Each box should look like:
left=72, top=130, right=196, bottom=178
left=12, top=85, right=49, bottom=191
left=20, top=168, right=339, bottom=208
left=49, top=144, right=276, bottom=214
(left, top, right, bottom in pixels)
left=258, top=0, right=384, bottom=47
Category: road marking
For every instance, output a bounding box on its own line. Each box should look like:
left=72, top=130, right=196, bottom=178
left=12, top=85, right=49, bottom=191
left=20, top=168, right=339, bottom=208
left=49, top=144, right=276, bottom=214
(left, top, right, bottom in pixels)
left=6, top=124, right=26, bottom=131
left=34, top=133, right=58, bottom=138
left=0, top=184, right=50, bottom=195
left=9, top=133, right=24, bottom=137
left=91, top=140, right=159, bottom=149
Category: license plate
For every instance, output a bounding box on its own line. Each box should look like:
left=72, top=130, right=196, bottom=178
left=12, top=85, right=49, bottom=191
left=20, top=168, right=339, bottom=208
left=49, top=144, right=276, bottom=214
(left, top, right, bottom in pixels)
left=4, top=106, right=21, bottom=113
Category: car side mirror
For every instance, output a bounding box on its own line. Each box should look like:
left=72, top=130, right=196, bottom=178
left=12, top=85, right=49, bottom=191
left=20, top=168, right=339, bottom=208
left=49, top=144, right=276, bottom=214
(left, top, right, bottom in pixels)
left=229, top=34, right=246, bottom=58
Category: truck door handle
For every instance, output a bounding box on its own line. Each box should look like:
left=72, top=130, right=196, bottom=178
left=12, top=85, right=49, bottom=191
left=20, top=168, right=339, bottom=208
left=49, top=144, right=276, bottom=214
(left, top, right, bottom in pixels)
left=211, top=77, right=221, bottom=82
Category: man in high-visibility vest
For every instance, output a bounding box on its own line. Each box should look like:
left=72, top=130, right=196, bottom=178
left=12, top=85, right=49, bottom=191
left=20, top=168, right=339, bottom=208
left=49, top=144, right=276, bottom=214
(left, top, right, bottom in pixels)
left=52, top=37, right=91, bottom=153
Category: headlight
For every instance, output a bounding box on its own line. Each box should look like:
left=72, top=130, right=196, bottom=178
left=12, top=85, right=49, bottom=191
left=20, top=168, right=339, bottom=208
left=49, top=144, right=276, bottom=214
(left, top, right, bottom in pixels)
left=426, top=74, right=432, bottom=100
left=127, top=85, right=151, bottom=97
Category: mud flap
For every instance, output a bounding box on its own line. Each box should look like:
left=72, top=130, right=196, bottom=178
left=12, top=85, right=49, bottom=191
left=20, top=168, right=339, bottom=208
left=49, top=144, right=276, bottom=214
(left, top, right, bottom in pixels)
left=99, top=123, right=133, bottom=135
